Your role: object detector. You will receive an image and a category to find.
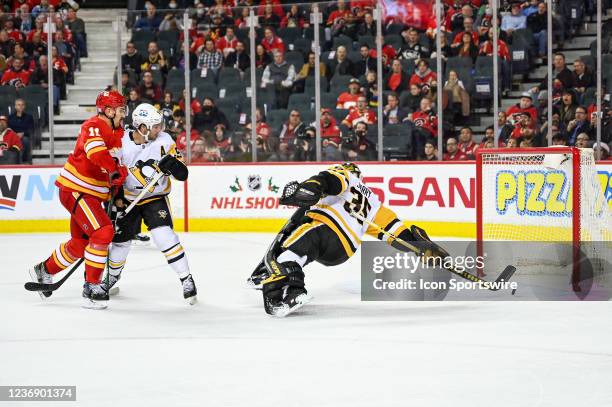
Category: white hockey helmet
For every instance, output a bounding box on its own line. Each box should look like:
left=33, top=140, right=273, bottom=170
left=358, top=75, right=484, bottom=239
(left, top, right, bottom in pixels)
left=132, top=103, right=163, bottom=137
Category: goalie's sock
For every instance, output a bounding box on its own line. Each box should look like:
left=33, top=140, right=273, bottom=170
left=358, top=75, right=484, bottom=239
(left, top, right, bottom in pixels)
left=276, top=250, right=308, bottom=267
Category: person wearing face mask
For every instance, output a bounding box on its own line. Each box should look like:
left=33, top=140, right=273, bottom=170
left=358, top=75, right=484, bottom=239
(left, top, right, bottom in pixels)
left=193, top=97, right=230, bottom=133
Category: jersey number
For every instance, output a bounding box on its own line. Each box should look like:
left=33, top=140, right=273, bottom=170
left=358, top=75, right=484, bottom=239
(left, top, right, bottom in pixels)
left=343, top=187, right=371, bottom=225
left=88, top=127, right=101, bottom=138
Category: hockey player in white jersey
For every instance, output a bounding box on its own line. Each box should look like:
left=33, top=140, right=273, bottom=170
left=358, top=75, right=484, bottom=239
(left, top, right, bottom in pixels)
left=104, top=103, right=197, bottom=304
left=248, top=163, right=449, bottom=317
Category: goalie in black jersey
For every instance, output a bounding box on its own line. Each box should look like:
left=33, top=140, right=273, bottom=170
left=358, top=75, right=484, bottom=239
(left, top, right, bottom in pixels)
left=105, top=103, right=197, bottom=305
left=248, top=163, right=449, bottom=317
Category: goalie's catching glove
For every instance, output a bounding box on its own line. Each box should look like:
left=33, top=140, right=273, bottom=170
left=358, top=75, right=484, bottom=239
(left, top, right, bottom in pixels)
left=158, top=154, right=188, bottom=181
left=279, top=179, right=323, bottom=207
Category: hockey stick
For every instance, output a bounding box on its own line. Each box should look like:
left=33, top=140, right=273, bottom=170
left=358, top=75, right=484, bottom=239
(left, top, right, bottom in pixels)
left=24, top=171, right=166, bottom=293
left=342, top=200, right=516, bottom=291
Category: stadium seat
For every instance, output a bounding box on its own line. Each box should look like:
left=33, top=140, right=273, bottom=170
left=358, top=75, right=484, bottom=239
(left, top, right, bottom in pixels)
left=287, top=93, right=313, bottom=111
left=332, top=109, right=348, bottom=124
left=284, top=51, right=305, bottom=70
left=0, top=149, right=20, bottom=164
left=293, top=38, right=313, bottom=56
left=131, top=30, right=155, bottom=44
left=192, top=82, right=218, bottom=100
left=384, top=34, right=403, bottom=50
left=332, top=35, right=353, bottom=51
left=0, top=85, right=18, bottom=100
left=446, top=57, right=473, bottom=73
left=267, top=109, right=289, bottom=130
left=321, top=92, right=337, bottom=109
left=218, top=68, right=242, bottom=86
left=383, top=124, right=413, bottom=160
left=242, top=67, right=264, bottom=87
left=300, top=110, right=315, bottom=125
left=305, top=76, right=328, bottom=93
left=218, top=81, right=247, bottom=99
left=330, top=75, right=353, bottom=92
left=157, top=39, right=174, bottom=58
left=579, top=55, right=595, bottom=72
left=385, top=24, right=405, bottom=36
left=191, top=69, right=217, bottom=86
left=509, top=45, right=530, bottom=76
left=358, top=35, right=375, bottom=49
left=278, top=27, right=302, bottom=47
left=158, top=31, right=180, bottom=48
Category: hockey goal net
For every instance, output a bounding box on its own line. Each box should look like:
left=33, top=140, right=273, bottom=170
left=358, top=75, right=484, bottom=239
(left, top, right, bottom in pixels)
left=476, top=147, right=610, bottom=280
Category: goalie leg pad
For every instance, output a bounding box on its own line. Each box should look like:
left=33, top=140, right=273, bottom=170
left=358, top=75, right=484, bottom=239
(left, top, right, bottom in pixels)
left=262, top=261, right=307, bottom=315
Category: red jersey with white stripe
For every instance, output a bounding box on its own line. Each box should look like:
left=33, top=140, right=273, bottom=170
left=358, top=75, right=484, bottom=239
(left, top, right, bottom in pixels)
left=56, top=116, right=123, bottom=201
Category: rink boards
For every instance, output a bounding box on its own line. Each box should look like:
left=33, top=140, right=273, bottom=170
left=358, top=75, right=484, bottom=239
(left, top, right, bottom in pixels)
left=1, top=161, right=611, bottom=238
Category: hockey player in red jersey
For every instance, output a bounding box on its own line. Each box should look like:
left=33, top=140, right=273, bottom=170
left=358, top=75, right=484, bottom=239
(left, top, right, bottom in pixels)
left=29, top=90, right=128, bottom=309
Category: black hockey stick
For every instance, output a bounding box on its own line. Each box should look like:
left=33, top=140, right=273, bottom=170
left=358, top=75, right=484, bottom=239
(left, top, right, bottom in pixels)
left=24, top=171, right=165, bottom=293
left=342, top=198, right=516, bottom=291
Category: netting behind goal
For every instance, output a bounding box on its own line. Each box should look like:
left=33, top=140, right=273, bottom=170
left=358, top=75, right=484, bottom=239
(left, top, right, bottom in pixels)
left=477, top=148, right=610, bottom=244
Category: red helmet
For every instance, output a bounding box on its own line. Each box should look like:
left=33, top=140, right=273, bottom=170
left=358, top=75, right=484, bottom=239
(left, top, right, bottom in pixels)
left=96, top=90, right=126, bottom=113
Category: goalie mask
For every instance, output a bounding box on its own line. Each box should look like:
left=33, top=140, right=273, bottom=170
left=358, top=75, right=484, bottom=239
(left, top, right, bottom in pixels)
left=334, top=162, right=362, bottom=180
left=132, top=103, right=163, bottom=142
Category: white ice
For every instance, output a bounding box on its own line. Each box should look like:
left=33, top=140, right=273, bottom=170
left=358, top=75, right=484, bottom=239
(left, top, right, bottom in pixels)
left=1, top=233, right=611, bottom=407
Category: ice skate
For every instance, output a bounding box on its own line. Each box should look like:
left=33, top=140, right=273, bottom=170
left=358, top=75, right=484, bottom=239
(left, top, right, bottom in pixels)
left=82, top=282, right=109, bottom=310
left=181, top=274, right=197, bottom=305
left=28, top=262, right=53, bottom=299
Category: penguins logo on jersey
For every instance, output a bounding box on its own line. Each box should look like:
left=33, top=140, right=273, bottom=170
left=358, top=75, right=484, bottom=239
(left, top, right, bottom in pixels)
left=248, top=175, right=262, bottom=191
left=131, top=159, right=160, bottom=192
left=158, top=209, right=168, bottom=219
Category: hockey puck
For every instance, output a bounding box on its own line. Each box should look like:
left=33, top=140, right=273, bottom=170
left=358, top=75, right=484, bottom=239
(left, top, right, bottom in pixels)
left=511, top=288, right=517, bottom=295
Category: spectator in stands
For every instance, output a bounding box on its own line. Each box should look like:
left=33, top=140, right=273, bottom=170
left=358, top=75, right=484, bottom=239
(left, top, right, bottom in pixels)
left=336, top=78, right=362, bottom=109
left=341, top=121, right=374, bottom=161
left=125, top=89, right=141, bottom=125
left=134, top=3, right=163, bottom=32
left=29, top=55, right=60, bottom=114
left=453, top=17, right=479, bottom=46
left=410, top=96, right=438, bottom=158
left=193, top=97, right=230, bottom=133
left=423, top=139, right=438, bottom=161
left=506, top=93, right=538, bottom=125
left=53, top=31, right=74, bottom=84
left=326, top=45, right=353, bottom=80
left=66, top=8, right=87, bottom=58
left=15, top=4, right=31, bottom=32
left=397, top=84, right=419, bottom=114
left=295, top=51, right=326, bottom=90
left=457, top=126, right=478, bottom=159
left=4, top=18, right=24, bottom=43
left=497, top=111, right=515, bottom=142
left=261, top=51, right=296, bottom=109
left=197, top=38, right=223, bottom=74
left=398, top=27, right=429, bottom=60
left=138, top=71, right=162, bottom=104
left=260, top=4, right=281, bottom=27
left=559, top=89, right=579, bottom=128
left=501, top=3, right=527, bottom=39
left=451, top=32, right=478, bottom=62
left=158, top=11, right=181, bottom=33
left=255, top=44, right=272, bottom=68
left=141, top=41, right=168, bottom=74
left=450, top=4, right=474, bottom=32
left=384, top=59, right=410, bottom=92
left=213, top=124, right=232, bottom=159
left=511, top=112, right=538, bottom=145
left=352, top=44, right=376, bottom=77
left=1, top=56, right=29, bottom=87
left=409, top=59, right=437, bottom=99
left=0, top=30, right=14, bottom=58
left=0, top=54, right=6, bottom=73
left=479, top=29, right=512, bottom=95
left=563, top=105, right=592, bottom=145
left=120, top=72, right=135, bottom=96
left=280, top=4, right=306, bottom=28
left=383, top=92, right=409, bottom=125
left=51, top=45, right=69, bottom=98
left=10, top=42, right=36, bottom=71
left=122, top=42, right=144, bottom=74
left=357, top=11, right=376, bottom=36
left=443, top=137, right=466, bottom=161
left=0, top=115, right=23, bottom=162
left=244, top=107, right=272, bottom=149
left=429, top=32, right=451, bottom=62
left=292, top=125, right=317, bottom=162
left=480, top=126, right=506, bottom=148
left=31, top=0, right=49, bottom=20
left=320, top=108, right=342, bottom=161
left=178, top=88, right=202, bottom=116
left=26, top=31, right=47, bottom=60
left=261, top=26, right=285, bottom=55
left=552, top=133, right=568, bottom=146
left=443, top=69, right=470, bottom=122
left=527, top=1, right=547, bottom=58
left=7, top=98, right=33, bottom=163
left=530, top=53, right=573, bottom=98
left=155, top=91, right=180, bottom=128
left=593, top=142, right=610, bottom=160
left=224, top=41, right=250, bottom=72
left=342, top=95, right=376, bottom=128
left=575, top=132, right=590, bottom=148
left=571, top=58, right=594, bottom=97
left=216, top=26, right=239, bottom=58
left=326, top=0, right=351, bottom=36
left=270, top=109, right=304, bottom=161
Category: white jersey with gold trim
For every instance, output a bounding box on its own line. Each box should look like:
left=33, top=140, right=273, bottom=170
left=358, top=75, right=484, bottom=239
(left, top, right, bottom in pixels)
left=306, top=166, right=383, bottom=256
left=121, top=129, right=180, bottom=203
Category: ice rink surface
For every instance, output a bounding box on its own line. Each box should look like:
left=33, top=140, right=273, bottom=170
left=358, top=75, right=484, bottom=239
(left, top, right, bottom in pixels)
left=1, top=232, right=611, bottom=407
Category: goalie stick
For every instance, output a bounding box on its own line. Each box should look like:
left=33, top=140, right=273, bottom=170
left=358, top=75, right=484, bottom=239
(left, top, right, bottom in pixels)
left=342, top=201, right=516, bottom=291
left=24, top=170, right=166, bottom=293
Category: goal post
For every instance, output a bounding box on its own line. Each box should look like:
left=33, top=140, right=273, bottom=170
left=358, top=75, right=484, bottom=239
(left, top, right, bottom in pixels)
left=476, top=147, right=611, bottom=288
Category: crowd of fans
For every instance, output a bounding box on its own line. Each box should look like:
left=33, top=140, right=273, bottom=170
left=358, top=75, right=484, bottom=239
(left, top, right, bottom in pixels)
left=0, top=0, right=87, bottom=163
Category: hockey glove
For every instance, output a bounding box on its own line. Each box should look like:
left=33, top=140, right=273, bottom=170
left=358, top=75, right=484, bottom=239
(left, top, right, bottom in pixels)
left=410, top=225, right=451, bottom=260
left=110, top=165, right=128, bottom=196
left=279, top=180, right=323, bottom=207
left=158, top=155, right=188, bottom=181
